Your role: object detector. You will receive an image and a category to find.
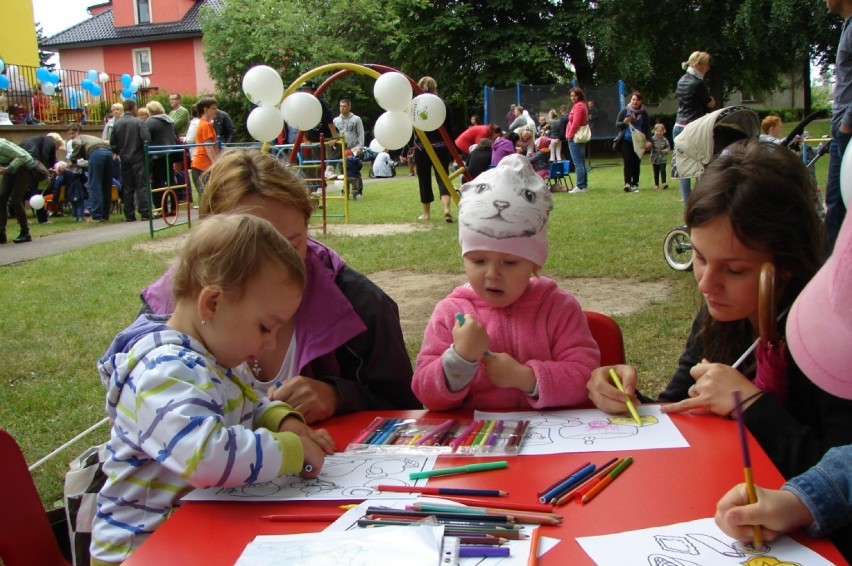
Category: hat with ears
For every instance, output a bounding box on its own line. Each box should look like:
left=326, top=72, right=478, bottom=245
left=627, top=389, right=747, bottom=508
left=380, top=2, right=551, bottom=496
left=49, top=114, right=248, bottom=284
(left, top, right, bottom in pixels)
left=458, top=153, right=553, bottom=267
left=786, top=212, right=852, bottom=400
left=46, top=132, right=65, bottom=151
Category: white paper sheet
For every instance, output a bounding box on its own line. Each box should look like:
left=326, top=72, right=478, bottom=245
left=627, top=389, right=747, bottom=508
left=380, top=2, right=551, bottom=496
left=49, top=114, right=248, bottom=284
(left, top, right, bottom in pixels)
left=576, top=517, right=835, bottom=566
left=325, top=498, right=560, bottom=565
left=183, top=454, right=437, bottom=501
left=475, top=406, right=689, bottom=455
left=234, top=524, right=444, bottom=566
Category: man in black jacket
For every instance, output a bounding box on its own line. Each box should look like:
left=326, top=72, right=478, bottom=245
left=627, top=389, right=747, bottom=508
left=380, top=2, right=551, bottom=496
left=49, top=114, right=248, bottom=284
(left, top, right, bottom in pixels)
left=110, top=99, right=151, bottom=221
left=20, top=132, right=64, bottom=224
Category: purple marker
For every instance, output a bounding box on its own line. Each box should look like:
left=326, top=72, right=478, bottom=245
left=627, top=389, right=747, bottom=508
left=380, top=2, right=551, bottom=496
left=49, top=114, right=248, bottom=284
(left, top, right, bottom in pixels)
left=459, top=545, right=511, bottom=558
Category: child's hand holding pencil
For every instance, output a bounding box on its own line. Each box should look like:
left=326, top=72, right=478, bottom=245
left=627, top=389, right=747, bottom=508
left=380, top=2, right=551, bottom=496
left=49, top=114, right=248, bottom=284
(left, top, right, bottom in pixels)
left=586, top=365, right=642, bottom=415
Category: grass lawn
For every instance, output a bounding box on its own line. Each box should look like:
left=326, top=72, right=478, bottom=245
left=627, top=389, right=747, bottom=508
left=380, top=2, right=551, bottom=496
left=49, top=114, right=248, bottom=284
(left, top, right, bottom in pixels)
left=0, top=119, right=831, bottom=507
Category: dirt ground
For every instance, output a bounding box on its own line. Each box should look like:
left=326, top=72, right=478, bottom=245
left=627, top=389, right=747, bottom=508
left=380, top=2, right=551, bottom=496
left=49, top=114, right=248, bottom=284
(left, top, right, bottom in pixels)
left=134, top=223, right=671, bottom=341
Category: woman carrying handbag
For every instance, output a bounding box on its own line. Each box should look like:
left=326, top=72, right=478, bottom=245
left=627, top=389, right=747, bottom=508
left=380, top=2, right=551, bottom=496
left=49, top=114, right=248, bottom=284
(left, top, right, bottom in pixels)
left=566, top=87, right=591, bottom=194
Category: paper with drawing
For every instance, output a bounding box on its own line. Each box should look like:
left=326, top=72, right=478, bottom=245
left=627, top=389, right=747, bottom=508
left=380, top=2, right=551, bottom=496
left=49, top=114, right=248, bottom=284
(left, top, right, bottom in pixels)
left=475, top=405, right=689, bottom=455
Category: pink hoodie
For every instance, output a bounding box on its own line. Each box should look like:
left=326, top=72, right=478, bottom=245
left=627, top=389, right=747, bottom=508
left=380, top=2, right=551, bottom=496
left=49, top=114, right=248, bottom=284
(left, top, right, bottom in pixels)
left=413, top=277, right=600, bottom=411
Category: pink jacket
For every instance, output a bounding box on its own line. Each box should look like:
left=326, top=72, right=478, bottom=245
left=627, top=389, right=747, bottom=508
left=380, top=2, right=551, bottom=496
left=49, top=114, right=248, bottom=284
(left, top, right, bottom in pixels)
left=566, top=101, right=589, bottom=141
left=412, top=277, right=600, bottom=411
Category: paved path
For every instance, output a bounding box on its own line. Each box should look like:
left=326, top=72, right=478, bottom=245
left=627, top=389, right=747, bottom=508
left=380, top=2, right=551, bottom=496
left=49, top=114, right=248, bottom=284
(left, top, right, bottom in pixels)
left=0, top=219, right=170, bottom=267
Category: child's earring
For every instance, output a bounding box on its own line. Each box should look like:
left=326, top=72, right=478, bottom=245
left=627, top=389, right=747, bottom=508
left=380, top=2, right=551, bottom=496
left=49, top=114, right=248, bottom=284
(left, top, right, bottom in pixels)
left=201, top=319, right=208, bottom=326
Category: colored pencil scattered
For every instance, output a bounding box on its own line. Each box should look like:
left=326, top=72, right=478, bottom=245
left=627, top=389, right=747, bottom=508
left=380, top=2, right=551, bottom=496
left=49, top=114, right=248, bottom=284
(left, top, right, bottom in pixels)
left=409, top=460, right=508, bottom=480
left=527, top=526, right=541, bottom=566
left=375, top=485, right=508, bottom=497
left=733, top=391, right=764, bottom=550
left=581, top=456, right=633, bottom=504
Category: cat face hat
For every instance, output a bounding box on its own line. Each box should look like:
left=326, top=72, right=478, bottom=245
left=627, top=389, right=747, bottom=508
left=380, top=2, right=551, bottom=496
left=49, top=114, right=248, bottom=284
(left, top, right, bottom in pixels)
left=458, top=154, right=553, bottom=267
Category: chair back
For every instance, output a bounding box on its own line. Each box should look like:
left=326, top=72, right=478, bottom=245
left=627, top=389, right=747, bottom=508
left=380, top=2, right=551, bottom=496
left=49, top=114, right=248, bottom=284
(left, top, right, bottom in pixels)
left=584, top=311, right=626, bottom=366
left=562, top=160, right=575, bottom=174
left=547, top=161, right=564, bottom=180
left=0, top=429, right=71, bottom=566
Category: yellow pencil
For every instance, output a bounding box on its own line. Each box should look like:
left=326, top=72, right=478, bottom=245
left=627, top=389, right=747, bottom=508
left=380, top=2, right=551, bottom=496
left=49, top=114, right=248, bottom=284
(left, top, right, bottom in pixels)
left=609, top=368, right=642, bottom=426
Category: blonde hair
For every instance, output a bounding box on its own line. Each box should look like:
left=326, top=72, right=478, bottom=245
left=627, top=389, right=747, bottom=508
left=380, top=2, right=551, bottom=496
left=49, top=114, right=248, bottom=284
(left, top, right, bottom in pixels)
left=417, top=76, right=437, bottom=94
left=653, top=123, right=666, bottom=134
left=199, top=150, right=314, bottom=223
left=137, top=107, right=150, bottom=119
left=146, top=100, right=166, bottom=115
left=682, top=51, right=711, bottom=70
left=761, top=115, right=782, bottom=135
left=172, top=214, right=305, bottom=302
left=111, top=103, right=124, bottom=113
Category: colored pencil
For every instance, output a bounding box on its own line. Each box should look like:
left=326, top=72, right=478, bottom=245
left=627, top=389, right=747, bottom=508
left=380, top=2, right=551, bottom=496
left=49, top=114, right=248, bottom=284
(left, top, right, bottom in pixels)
left=537, top=462, right=591, bottom=497
left=457, top=535, right=510, bottom=545
left=539, top=463, right=596, bottom=503
left=460, top=546, right=510, bottom=558
left=553, top=458, right=620, bottom=506
left=411, top=504, right=561, bottom=525
left=260, top=513, right=341, bottom=522
left=528, top=526, right=541, bottom=566
left=357, top=520, right=526, bottom=538
left=375, top=485, right=508, bottom=497
left=581, top=456, right=633, bottom=503
left=609, top=368, right=642, bottom=426
left=434, top=496, right=552, bottom=513
left=351, top=416, right=384, bottom=444
left=365, top=509, right=513, bottom=523
left=734, top=391, right=764, bottom=550
left=409, top=460, right=508, bottom=480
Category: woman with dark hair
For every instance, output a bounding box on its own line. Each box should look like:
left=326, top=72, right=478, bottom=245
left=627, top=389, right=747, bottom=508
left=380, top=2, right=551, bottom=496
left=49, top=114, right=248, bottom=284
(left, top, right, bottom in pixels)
left=565, top=87, right=590, bottom=194
left=587, top=140, right=852, bottom=480
left=614, top=91, right=651, bottom=192
left=414, top=76, right=454, bottom=222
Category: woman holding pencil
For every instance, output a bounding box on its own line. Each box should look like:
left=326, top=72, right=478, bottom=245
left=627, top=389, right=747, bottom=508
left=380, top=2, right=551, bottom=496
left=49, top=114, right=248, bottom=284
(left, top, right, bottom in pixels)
left=587, top=141, right=852, bottom=480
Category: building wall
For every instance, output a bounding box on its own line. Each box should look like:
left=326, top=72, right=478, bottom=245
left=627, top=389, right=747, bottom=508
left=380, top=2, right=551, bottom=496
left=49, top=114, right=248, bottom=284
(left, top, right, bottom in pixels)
left=152, top=0, right=196, bottom=24
left=57, top=48, right=107, bottom=78
left=2, top=0, right=39, bottom=66
left=192, top=38, right=215, bottom=94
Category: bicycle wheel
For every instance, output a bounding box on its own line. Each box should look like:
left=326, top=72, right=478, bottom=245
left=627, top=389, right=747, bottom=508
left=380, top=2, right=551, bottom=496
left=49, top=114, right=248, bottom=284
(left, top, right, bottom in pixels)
left=161, top=189, right=179, bottom=226
left=664, top=226, right=693, bottom=271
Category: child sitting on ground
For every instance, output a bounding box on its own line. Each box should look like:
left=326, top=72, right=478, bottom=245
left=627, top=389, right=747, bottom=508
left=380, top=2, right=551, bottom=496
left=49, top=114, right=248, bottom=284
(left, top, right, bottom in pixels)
left=650, top=123, right=670, bottom=190
left=90, top=214, right=330, bottom=565
left=412, top=154, right=600, bottom=410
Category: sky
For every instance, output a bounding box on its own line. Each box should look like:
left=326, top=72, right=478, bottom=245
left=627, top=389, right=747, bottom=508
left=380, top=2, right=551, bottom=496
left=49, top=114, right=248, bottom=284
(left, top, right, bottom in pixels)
left=32, top=0, right=94, bottom=38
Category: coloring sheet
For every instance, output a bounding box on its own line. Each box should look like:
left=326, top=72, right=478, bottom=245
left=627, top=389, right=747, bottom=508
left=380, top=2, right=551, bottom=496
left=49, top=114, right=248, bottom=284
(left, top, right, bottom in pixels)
left=326, top=498, right=560, bottom=566
left=234, top=524, right=444, bottom=566
left=576, top=517, right=834, bottom=566
left=475, top=406, right=689, bottom=455
left=182, top=454, right=436, bottom=502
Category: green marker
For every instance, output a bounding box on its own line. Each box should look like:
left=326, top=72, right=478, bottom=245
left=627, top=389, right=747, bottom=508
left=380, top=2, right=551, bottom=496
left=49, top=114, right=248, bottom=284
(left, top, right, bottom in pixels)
left=410, top=460, right=508, bottom=480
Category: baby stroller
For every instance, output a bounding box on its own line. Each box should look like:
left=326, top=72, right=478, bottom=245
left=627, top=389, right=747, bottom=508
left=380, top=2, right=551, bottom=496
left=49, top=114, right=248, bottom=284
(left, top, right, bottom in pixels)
left=663, top=106, right=761, bottom=270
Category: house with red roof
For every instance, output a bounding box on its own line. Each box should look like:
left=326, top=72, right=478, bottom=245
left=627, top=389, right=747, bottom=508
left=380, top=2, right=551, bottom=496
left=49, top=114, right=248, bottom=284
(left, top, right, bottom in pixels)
left=39, top=0, right=220, bottom=96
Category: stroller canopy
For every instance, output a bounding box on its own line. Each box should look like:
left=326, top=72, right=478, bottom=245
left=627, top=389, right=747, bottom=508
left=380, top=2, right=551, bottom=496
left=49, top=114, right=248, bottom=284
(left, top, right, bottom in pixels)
left=671, top=106, right=760, bottom=180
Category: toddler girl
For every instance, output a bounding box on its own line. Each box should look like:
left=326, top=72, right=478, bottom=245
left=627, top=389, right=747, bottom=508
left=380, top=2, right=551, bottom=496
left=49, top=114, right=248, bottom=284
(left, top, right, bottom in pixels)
left=650, top=123, right=670, bottom=189
left=412, top=154, right=600, bottom=410
left=90, top=214, right=329, bottom=565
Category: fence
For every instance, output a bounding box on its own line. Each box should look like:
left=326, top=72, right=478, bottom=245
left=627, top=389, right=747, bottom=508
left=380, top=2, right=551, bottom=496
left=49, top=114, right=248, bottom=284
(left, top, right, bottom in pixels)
left=483, top=82, right=624, bottom=140
left=0, top=63, right=159, bottom=127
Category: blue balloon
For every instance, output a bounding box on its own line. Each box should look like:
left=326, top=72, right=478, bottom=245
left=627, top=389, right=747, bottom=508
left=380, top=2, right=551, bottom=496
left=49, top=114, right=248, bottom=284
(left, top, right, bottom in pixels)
left=90, top=84, right=102, bottom=97
left=121, top=87, right=133, bottom=99
left=0, top=75, right=9, bottom=90
left=36, top=67, right=51, bottom=82
left=120, top=74, right=132, bottom=88
left=81, top=79, right=93, bottom=90
left=49, top=72, right=60, bottom=84
left=69, top=92, right=80, bottom=109
left=87, top=69, right=98, bottom=83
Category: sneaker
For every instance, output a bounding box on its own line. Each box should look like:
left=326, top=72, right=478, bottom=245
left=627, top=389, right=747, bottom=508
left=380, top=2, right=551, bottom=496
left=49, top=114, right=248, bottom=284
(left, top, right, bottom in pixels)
left=623, top=184, right=631, bottom=193
left=654, top=185, right=660, bottom=190
left=567, top=187, right=588, bottom=194
left=632, top=186, right=640, bottom=192
left=325, top=166, right=336, bottom=179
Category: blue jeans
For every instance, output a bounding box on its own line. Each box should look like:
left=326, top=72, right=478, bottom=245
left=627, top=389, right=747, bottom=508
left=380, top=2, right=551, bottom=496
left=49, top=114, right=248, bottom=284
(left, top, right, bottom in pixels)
left=86, top=148, right=114, bottom=220
left=825, top=128, right=850, bottom=254
left=673, top=125, right=690, bottom=203
left=567, top=141, right=587, bottom=189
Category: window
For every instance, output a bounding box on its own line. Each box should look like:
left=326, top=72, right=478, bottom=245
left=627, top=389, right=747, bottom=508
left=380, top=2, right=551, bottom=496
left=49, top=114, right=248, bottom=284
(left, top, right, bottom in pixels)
left=136, top=0, right=151, bottom=24
left=741, top=90, right=763, bottom=103
left=133, top=48, right=152, bottom=76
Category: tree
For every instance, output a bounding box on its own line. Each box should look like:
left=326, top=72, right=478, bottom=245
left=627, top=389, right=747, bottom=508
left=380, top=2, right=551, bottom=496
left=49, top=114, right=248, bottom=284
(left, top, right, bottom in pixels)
left=35, top=23, right=56, bottom=71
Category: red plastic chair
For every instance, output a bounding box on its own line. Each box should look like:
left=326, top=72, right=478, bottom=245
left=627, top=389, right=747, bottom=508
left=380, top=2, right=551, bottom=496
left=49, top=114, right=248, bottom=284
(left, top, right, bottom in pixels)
left=0, top=429, right=70, bottom=566
left=584, top=311, right=626, bottom=366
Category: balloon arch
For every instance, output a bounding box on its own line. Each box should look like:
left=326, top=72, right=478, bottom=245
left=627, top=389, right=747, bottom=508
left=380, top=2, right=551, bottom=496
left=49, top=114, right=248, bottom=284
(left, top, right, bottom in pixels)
left=257, top=63, right=468, bottom=203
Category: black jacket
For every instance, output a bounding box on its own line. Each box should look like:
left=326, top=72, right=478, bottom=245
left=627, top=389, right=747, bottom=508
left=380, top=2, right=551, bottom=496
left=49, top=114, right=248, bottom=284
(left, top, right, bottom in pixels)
left=675, top=72, right=712, bottom=125
left=110, top=114, right=150, bottom=164
left=20, top=135, right=57, bottom=167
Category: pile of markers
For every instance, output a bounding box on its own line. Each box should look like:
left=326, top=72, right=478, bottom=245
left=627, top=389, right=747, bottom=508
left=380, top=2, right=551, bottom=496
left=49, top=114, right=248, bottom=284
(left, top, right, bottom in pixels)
left=345, top=417, right=531, bottom=456
left=537, top=457, right=634, bottom=506
left=356, top=504, right=559, bottom=559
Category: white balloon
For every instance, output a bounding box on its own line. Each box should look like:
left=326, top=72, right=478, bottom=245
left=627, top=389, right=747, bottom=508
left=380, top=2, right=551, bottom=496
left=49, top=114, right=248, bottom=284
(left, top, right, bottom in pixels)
left=373, top=111, right=413, bottom=151
left=409, top=93, right=446, bottom=132
left=368, top=138, right=385, bottom=153
left=246, top=105, right=284, bottom=142
left=242, top=65, right=284, bottom=107
left=29, top=194, right=45, bottom=210
left=142, top=77, right=151, bottom=88
left=99, top=72, right=110, bottom=83
left=373, top=72, right=412, bottom=112
left=41, top=82, right=55, bottom=96
left=841, top=138, right=852, bottom=208
left=131, top=74, right=143, bottom=86
left=280, top=92, right=322, bottom=131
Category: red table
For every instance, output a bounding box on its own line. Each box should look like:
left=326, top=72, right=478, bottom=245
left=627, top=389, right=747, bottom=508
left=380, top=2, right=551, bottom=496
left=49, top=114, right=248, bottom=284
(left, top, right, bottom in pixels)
left=125, top=409, right=846, bottom=565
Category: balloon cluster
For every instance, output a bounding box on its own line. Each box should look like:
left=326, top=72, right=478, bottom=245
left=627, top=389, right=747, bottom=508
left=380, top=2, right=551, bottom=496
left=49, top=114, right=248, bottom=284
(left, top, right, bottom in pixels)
left=119, top=73, right=148, bottom=100
left=80, top=69, right=106, bottom=98
left=372, top=72, right=445, bottom=150
left=0, top=58, right=7, bottom=90
left=241, top=65, right=324, bottom=143
left=34, top=66, right=61, bottom=98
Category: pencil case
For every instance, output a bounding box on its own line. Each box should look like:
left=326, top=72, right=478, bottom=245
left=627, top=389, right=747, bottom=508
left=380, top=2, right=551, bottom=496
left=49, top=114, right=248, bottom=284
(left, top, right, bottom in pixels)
left=343, top=417, right=530, bottom=456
